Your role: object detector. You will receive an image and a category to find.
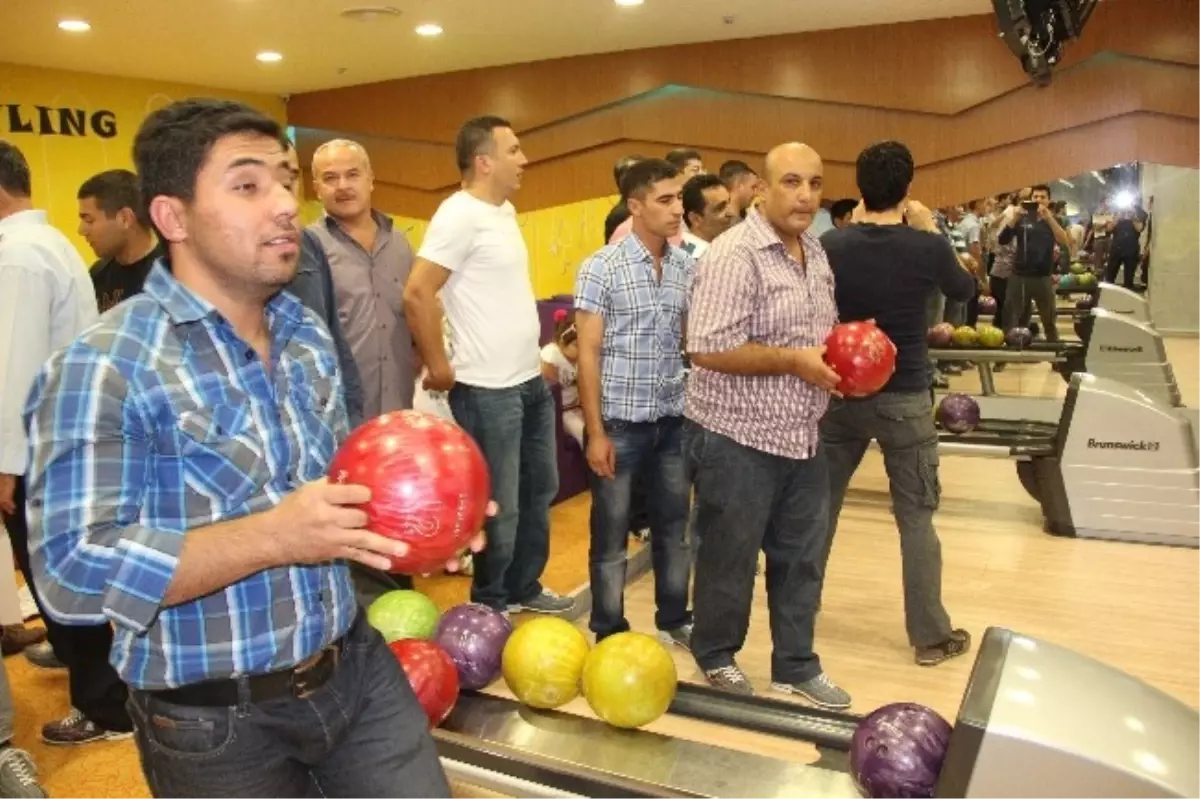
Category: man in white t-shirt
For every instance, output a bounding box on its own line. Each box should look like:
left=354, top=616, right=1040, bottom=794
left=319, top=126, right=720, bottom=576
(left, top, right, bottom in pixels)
left=404, top=116, right=574, bottom=616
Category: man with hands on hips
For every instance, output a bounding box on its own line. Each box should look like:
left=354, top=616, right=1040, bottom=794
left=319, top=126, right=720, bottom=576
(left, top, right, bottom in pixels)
left=684, top=142, right=850, bottom=709
left=23, top=99, right=482, bottom=799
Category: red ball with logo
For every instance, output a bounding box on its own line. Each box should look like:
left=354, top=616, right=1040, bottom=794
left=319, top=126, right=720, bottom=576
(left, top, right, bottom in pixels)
left=388, top=638, right=460, bottom=728
left=327, top=410, right=490, bottom=575
left=823, top=321, right=898, bottom=398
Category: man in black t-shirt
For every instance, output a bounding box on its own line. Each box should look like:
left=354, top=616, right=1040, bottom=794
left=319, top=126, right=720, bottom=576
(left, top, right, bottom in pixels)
left=999, top=184, right=1072, bottom=341
left=1104, top=204, right=1147, bottom=290
left=818, top=140, right=974, bottom=668
left=78, top=169, right=160, bottom=313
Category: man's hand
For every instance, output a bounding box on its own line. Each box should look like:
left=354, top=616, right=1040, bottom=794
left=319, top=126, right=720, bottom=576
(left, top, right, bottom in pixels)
left=904, top=200, right=936, bottom=232
left=0, top=474, right=16, bottom=516
left=1037, top=204, right=1055, bottom=223
left=587, top=433, right=617, bottom=480
left=430, top=506, right=493, bottom=576
left=423, top=362, right=456, bottom=392
left=792, top=346, right=842, bottom=394
left=266, top=479, right=404, bottom=571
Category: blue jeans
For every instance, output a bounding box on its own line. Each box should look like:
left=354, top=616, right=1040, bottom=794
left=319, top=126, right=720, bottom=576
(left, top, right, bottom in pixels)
left=685, top=421, right=829, bottom=683
left=449, top=377, right=559, bottom=611
left=125, top=613, right=449, bottom=798
left=587, top=416, right=692, bottom=639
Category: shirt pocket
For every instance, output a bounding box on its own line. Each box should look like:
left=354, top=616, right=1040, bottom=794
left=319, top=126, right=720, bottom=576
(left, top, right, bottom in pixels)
left=287, top=375, right=341, bottom=479
left=174, top=404, right=272, bottom=510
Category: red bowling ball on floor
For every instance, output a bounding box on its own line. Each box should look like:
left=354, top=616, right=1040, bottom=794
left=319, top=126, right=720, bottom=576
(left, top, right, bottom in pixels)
left=824, top=321, right=898, bottom=398
left=388, top=638, right=460, bottom=729
left=327, top=411, right=490, bottom=575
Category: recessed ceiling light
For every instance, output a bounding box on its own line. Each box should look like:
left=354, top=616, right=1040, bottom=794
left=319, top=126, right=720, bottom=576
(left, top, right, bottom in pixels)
left=415, top=23, right=443, bottom=36
left=58, top=19, right=91, bottom=32
left=615, top=0, right=645, bottom=6
left=256, top=51, right=284, bottom=63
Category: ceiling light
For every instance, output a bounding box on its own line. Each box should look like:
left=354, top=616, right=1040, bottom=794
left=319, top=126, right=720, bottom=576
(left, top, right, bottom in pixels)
left=415, top=23, right=443, bottom=36
left=615, top=0, right=645, bottom=6
left=256, top=51, right=284, bottom=63
left=58, top=19, right=91, bottom=32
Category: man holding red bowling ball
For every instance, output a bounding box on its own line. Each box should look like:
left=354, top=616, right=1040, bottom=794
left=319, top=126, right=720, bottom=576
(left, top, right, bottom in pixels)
left=818, top=141, right=974, bottom=667
left=685, top=142, right=850, bottom=708
left=22, top=99, right=473, bottom=798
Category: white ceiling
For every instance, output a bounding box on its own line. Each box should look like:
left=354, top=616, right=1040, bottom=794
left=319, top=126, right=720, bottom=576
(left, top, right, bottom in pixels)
left=2, top=0, right=989, bottom=96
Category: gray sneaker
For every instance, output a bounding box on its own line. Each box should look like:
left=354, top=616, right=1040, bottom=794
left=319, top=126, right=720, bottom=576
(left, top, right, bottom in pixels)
left=657, top=623, right=692, bottom=650
left=0, top=747, right=46, bottom=798
left=703, top=663, right=754, bottom=695
left=508, top=589, right=574, bottom=614
left=771, top=672, right=852, bottom=710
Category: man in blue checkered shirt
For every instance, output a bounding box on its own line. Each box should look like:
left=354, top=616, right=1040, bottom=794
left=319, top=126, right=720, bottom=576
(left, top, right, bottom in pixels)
left=21, top=99, right=471, bottom=798
left=574, top=158, right=694, bottom=648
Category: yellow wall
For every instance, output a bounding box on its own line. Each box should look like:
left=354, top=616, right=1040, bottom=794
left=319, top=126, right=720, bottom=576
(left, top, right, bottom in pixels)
left=0, top=61, right=285, bottom=261
left=302, top=194, right=616, bottom=299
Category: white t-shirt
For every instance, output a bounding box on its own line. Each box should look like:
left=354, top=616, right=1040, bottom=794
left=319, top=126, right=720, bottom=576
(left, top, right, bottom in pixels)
left=540, top=343, right=578, bottom=409
left=418, top=191, right=541, bottom=389
left=680, top=231, right=709, bottom=259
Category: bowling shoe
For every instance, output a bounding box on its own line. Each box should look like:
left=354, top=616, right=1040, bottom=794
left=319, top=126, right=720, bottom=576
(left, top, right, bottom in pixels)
left=770, top=672, right=852, bottom=710
left=508, top=589, right=575, bottom=614
left=703, top=663, right=754, bottom=696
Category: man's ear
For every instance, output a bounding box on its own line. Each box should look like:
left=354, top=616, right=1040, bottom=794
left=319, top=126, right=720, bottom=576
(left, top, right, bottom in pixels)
left=148, top=196, right=188, bottom=244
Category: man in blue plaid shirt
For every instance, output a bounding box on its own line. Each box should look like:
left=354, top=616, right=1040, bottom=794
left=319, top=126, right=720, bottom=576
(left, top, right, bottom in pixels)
left=574, top=158, right=694, bottom=647
left=22, top=99, right=473, bottom=798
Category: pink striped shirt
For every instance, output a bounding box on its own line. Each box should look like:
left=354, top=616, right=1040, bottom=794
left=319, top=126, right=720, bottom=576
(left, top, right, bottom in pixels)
left=685, top=208, right=838, bottom=459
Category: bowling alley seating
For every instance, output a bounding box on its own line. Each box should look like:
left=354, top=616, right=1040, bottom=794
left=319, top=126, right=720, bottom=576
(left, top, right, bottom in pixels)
left=536, top=296, right=589, bottom=505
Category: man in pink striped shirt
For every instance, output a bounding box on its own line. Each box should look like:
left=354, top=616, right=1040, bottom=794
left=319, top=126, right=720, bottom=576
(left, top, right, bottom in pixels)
left=684, top=142, right=850, bottom=709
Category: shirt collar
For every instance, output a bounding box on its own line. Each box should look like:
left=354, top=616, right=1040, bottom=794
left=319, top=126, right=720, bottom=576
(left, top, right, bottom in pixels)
left=618, top=230, right=689, bottom=267
left=0, top=209, right=48, bottom=231
left=143, top=257, right=308, bottom=331
left=322, top=209, right=394, bottom=236
left=742, top=207, right=819, bottom=254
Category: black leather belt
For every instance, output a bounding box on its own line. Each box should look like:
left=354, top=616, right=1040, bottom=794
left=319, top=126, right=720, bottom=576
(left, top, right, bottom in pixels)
left=145, top=635, right=348, bottom=708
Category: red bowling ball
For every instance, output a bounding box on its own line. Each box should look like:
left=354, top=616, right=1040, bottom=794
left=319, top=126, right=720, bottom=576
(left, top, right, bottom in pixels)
left=327, top=410, right=490, bottom=575
left=388, top=638, right=460, bottom=728
left=824, top=321, right=898, bottom=398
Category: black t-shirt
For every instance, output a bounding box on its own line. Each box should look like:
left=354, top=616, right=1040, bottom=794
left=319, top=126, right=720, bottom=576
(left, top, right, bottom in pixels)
left=821, top=224, right=975, bottom=394
left=1111, top=209, right=1146, bottom=254
left=91, top=243, right=162, bottom=313
left=998, top=218, right=1056, bottom=277
left=604, top=201, right=630, bottom=244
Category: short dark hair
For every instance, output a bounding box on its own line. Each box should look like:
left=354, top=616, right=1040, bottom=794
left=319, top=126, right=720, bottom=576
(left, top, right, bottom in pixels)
left=682, top=174, right=726, bottom=224
left=718, top=160, right=757, bottom=184
left=613, top=155, right=644, bottom=194
left=664, top=148, right=701, bottom=170
left=455, top=115, right=511, bottom=174
left=619, top=158, right=680, bottom=201
left=0, top=140, right=32, bottom=198
left=133, top=98, right=282, bottom=208
left=856, top=141, right=914, bottom=212
left=830, top=198, right=858, bottom=222
left=78, top=169, right=151, bottom=228
left=1031, top=183, right=1053, bottom=198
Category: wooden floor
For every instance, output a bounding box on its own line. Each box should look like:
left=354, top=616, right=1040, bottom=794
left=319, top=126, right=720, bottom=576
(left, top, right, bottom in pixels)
left=13, top=336, right=1198, bottom=798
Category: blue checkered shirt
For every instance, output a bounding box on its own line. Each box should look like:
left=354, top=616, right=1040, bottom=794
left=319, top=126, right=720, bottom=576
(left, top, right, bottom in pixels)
left=23, top=262, right=356, bottom=690
left=574, top=234, right=692, bottom=422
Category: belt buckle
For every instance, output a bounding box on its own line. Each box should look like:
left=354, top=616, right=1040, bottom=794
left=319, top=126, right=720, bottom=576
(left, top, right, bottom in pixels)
left=290, top=646, right=338, bottom=700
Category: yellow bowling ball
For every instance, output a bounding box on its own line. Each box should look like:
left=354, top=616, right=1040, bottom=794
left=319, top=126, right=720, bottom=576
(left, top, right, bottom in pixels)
left=501, top=617, right=590, bottom=709
left=582, top=632, right=678, bottom=729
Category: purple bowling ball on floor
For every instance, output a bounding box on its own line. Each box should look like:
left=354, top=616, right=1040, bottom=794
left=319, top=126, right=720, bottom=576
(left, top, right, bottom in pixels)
left=850, top=702, right=953, bottom=798
left=434, top=603, right=513, bottom=690
left=1005, top=327, right=1033, bottom=349
left=977, top=295, right=997, bottom=315
left=936, top=393, right=981, bottom=435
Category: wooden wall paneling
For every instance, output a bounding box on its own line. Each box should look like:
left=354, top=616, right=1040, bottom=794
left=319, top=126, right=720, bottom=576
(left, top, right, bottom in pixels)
left=287, top=0, right=1198, bottom=142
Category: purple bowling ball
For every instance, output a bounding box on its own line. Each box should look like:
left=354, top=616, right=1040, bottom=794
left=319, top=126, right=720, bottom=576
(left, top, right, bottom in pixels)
left=434, top=603, right=513, bottom=690
left=1005, top=326, right=1033, bottom=349
left=977, top=295, right=997, bottom=315
left=936, top=393, right=980, bottom=435
left=850, top=702, right=953, bottom=799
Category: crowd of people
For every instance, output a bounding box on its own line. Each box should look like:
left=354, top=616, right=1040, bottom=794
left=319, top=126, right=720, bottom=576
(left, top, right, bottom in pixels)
left=0, top=91, right=1155, bottom=797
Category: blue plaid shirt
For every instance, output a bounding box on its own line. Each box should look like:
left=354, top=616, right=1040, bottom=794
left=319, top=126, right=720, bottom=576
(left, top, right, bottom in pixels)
left=575, top=234, right=692, bottom=422
left=23, top=262, right=356, bottom=690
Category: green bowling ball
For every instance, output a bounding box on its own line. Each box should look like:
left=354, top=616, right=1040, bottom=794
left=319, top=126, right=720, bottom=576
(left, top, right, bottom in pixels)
left=951, top=325, right=979, bottom=347
left=1069, top=262, right=1087, bottom=275
left=1077, top=272, right=1097, bottom=288
left=977, top=325, right=1006, bottom=348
